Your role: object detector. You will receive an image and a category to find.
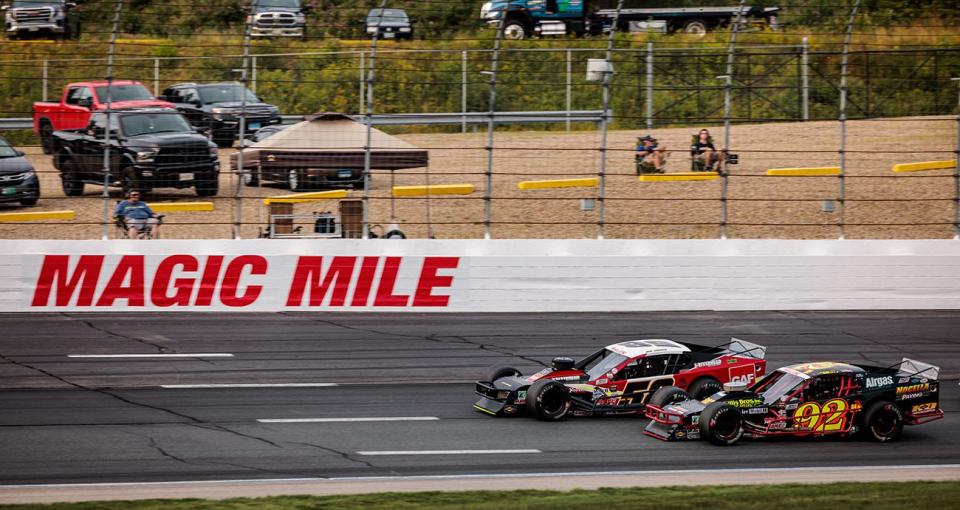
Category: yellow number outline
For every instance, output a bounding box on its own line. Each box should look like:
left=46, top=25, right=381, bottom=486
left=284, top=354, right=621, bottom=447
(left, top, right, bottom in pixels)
left=793, top=398, right=849, bottom=433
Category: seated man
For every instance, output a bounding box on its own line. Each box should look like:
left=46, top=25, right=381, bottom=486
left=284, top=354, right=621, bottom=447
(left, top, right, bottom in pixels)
left=635, top=135, right=668, bottom=174
left=691, top=128, right=720, bottom=172
left=115, top=191, right=160, bottom=239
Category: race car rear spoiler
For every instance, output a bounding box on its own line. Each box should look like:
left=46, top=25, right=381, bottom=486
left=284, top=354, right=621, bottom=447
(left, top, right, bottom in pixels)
left=897, top=358, right=940, bottom=380
left=720, top=337, right=766, bottom=360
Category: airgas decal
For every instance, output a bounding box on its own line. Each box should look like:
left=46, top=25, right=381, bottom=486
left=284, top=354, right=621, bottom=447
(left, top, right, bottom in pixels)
left=865, top=376, right=894, bottom=389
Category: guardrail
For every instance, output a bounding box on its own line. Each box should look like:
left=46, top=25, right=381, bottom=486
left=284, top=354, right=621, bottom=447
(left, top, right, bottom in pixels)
left=0, top=111, right=605, bottom=131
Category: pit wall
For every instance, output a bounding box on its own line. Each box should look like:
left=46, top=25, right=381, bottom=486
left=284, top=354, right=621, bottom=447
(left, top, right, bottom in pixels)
left=2, top=239, right=959, bottom=312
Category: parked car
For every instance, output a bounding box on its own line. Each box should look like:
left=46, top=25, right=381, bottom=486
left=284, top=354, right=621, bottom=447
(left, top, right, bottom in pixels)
left=644, top=359, right=944, bottom=445
left=364, top=8, right=413, bottom=40
left=240, top=123, right=290, bottom=148
left=248, top=0, right=309, bottom=38
left=160, top=82, right=282, bottom=148
left=3, top=0, right=80, bottom=40
left=0, top=136, right=39, bottom=206
left=52, top=109, right=220, bottom=197
left=34, top=80, right=174, bottom=154
left=474, top=338, right=766, bottom=420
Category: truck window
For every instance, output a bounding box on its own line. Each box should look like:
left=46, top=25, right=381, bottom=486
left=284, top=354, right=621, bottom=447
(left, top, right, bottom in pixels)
left=180, top=88, right=200, bottom=104
left=94, top=84, right=153, bottom=103
left=65, top=87, right=90, bottom=106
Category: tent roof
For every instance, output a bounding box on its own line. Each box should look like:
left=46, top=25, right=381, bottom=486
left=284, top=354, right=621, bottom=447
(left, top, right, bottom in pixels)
left=253, top=113, right=422, bottom=153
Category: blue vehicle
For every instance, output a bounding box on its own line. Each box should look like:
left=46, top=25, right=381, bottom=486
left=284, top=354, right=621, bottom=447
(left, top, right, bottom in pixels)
left=480, top=1, right=779, bottom=39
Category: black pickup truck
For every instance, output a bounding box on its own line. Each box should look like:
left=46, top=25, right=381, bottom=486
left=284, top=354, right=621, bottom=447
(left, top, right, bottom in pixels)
left=160, top=82, right=282, bottom=148
left=52, top=109, right=220, bottom=197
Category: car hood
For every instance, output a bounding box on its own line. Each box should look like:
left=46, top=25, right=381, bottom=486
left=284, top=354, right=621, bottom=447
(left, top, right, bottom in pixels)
left=368, top=20, right=410, bottom=28
left=254, top=7, right=301, bottom=14
left=127, top=133, right=212, bottom=147
left=206, top=101, right=275, bottom=110
left=0, top=156, right=34, bottom=174
left=96, top=100, right=175, bottom=110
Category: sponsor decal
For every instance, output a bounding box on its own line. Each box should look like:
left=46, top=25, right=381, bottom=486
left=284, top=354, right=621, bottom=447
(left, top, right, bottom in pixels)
left=898, top=392, right=923, bottom=401
left=30, top=255, right=459, bottom=309
left=865, top=375, right=894, bottom=389
left=687, top=430, right=700, bottom=439
left=691, top=415, right=699, bottom=425
left=912, top=402, right=938, bottom=414
left=729, top=398, right=763, bottom=408
left=746, top=407, right=767, bottom=415
left=728, top=365, right=757, bottom=385
left=794, top=398, right=851, bottom=433
left=516, top=390, right=527, bottom=405
left=785, top=402, right=799, bottom=410
left=769, top=421, right=787, bottom=429
left=596, top=397, right=620, bottom=406
left=675, top=430, right=686, bottom=439
left=694, top=359, right=722, bottom=368
left=727, top=358, right=737, bottom=364
left=896, top=383, right=930, bottom=396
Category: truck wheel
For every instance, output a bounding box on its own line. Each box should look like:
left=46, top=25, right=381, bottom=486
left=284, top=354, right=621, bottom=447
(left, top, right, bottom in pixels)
left=287, top=169, right=307, bottom=191
left=699, top=402, right=743, bottom=445
left=195, top=172, right=219, bottom=197
left=502, top=21, right=528, bottom=40
left=683, top=19, right=708, bottom=37
left=688, top=377, right=723, bottom=400
left=241, top=169, right=259, bottom=186
left=120, top=167, right=140, bottom=196
left=39, top=121, right=54, bottom=155
left=648, top=386, right=692, bottom=408
left=213, top=135, right=234, bottom=148
left=862, top=400, right=904, bottom=443
left=60, top=159, right=84, bottom=196
left=525, top=379, right=571, bottom=421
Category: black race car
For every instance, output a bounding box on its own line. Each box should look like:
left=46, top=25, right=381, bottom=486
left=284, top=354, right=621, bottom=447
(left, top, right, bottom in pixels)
left=644, top=359, right=943, bottom=445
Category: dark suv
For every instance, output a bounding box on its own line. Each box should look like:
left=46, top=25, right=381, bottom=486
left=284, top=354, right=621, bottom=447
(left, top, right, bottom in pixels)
left=364, top=8, right=413, bottom=39
left=160, top=82, right=281, bottom=148
left=52, top=109, right=220, bottom=197
left=0, top=136, right=39, bottom=206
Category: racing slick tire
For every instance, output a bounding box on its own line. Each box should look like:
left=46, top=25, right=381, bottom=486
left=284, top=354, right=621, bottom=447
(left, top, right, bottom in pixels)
left=484, top=365, right=521, bottom=383
left=648, top=386, right=692, bottom=408
left=700, top=402, right=743, bottom=446
left=688, top=377, right=723, bottom=400
left=862, top=400, right=904, bottom=443
left=525, top=379, right=571, bottom=421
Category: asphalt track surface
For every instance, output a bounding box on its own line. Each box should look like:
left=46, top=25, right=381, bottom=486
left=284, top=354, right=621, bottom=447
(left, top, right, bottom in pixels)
left=1, top=311, right=959, bottom=499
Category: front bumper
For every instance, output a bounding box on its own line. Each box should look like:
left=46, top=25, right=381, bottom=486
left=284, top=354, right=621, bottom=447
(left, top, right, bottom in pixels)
left=643, top=404, right=697, bottom=441
left=136, top=162, right=218, bottom=189
left=6, top=23, right=64, bottom=33
left=474, top=381, right=522, bottom=416
left=251, top=26, right=303, bottom=37
left=0, top=174, right=39, bottom=203
left=214, top=117, right=282, bottom=135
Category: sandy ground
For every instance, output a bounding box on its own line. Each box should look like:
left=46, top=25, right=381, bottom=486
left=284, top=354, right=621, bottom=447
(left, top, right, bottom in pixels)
left=0, top=116, right=955, bottom=240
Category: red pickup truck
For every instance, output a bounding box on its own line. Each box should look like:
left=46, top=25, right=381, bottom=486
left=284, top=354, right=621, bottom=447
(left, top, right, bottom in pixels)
left=33, top=80, right=173, bottom=154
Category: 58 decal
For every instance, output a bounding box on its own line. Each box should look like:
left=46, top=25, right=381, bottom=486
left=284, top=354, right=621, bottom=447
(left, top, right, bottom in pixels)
left=793, top=398, right=859, bottom=433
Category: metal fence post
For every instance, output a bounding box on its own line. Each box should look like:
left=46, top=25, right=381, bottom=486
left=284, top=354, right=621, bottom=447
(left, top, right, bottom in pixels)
left=718, top=0, right=747, bottom=240
left=42, top=59, right=48, bottom=102
left=596, top=1, right=624, bottom=240
left=101, top=0, right=123, bottom=241
left=802, top=37, right=809, bottom=121
left=952, top=77, right=960, bottom=239
left=462, top=50, right=468, bottom=134
left=233, top=0, right=255, bottom=240
left=363, top=2, right=389, bottom=239
left=483, top=9, right=508, bottom=240
left=359, top=51, right=365, bottom=114
left=153, top=58, right=160, bottom=97
left=566, top=49, right=572, bottom=132
left=838, top=0, right=861, bottom=240
left=646, top=42, right=654, bottom=130
left=252, top=56, right=258, bottom=95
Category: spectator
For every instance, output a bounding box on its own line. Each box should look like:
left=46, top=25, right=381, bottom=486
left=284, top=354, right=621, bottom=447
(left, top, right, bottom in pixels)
left=635, top=135, right=668, bottom=174
left=115, top=191, right=160, bottom=239
left=692, top=128, right=720, bottom=172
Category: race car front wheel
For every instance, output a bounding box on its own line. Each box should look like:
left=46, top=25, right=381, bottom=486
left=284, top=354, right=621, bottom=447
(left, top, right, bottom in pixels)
left=863, top=400, right=904, bottom=442
left=688, top=377, right=723, bottom=400
left=649, top=386, right=692, bottom=408
left=485, top=365, right=521, bottom=382
left=700, top=402, right=743, bottom=445
left=526, top=380, right=571, bottom=421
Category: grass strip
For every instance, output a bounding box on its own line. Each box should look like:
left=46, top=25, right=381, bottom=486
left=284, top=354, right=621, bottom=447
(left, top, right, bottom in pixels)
left=2, top=481, right=959, bottom=510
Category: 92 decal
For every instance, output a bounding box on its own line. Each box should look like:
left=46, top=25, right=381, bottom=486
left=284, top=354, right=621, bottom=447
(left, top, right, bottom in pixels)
left=793, top=398, right=861, bottom=433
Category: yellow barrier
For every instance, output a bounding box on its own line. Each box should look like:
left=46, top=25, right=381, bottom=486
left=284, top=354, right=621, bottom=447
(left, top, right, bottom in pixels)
left=638, top=172, right=719, bottom=182
left=393, top=184, right=475, bottom=197
left=892, top=160, right=957, bottom=173
left=4, top=39, right=55, bottom=45
left=263, top=190, right=349, bottom=205
left=766, top=167, right=841, bottom=176
left=148, top=202, right=214, bottom=213
left=0, top=210, right=74, bottom=222
left=517, top=178, right=599, bottom=190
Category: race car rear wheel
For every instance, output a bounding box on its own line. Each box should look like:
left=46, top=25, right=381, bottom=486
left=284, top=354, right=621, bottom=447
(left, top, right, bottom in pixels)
left=485, top=365, right=521, bottom=383
left=688, top=377, right=723, bottom=400
left=863, top=400, right=904, bottom=442
left=526, top=379, right=571, bottom=421
left=700, top=402, right=743, bottom=446
left=648, top=386, right=692, bottom=408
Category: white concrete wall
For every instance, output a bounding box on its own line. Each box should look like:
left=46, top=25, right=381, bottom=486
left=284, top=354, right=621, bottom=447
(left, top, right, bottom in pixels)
left=2, top=239, right=959, bottom=312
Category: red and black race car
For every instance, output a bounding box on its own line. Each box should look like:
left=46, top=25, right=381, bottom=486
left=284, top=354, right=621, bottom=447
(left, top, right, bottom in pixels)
left=644, top=359, right=943, bottom=445
left=474, top=338, right=766, bottom=420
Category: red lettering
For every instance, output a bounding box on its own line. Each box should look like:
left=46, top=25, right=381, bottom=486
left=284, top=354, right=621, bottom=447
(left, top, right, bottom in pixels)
left=374, top=257, right=409, bottom=307
left=351, top=257, right=379, bottom=307
left=152, top=255, right=198, bottom=307
left=95, top=256, right=145, bottom=306
left=413, top=257, right=459, bottom=307
left=219, top=255, right=267, bottom=307
left=32, top=255, right=104, bottom=307
left=286, top=256, right=357, bottom=306
left=194, top=256, right=224, bottom=306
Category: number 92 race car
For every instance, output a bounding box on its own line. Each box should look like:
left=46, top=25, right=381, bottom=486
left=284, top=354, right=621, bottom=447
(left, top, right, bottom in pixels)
left=644, top=359, right=943, bottom=445
left=474, top=338, right=766, bottom=420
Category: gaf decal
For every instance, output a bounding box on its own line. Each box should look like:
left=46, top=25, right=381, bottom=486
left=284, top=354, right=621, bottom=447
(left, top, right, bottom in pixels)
left=30, top=255, right=459, bottom=309
left=865, top=376, right=894, bottom=389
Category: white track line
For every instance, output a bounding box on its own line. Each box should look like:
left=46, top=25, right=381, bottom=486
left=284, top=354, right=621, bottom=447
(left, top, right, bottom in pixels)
left=357, top=449, right=541, bottom=456
left=257, top=416, right=439, bottom=423
left=161, top=383, right=337, bottom=388
left=67, top=354, right=233, bottom=359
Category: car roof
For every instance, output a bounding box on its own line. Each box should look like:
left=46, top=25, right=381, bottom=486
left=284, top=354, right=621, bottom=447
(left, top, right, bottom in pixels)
left=170, top=82, right=243, bottom=88
left=605, top=339, right=690, bottom=358
left=780, top=362, right=864, bottom=379
left=69, top=80, right=144, bottom=87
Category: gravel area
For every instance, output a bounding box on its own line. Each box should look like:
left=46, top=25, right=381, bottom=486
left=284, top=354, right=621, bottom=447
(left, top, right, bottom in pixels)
left=1, top=116, right=955, bottom=240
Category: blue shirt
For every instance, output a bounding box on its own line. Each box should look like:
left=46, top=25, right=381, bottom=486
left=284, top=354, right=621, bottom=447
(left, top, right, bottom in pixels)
left=115, top=200, right=155, bottom=220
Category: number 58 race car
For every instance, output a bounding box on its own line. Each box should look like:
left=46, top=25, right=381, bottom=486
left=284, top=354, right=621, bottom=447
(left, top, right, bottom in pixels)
left=644, top=359, right=943, bottom=445
left=474, top=338, right=766, bottom=420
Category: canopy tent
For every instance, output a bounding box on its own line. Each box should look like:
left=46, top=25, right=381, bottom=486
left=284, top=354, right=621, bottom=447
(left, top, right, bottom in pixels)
left=231, top=112, right=428, bottom=170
